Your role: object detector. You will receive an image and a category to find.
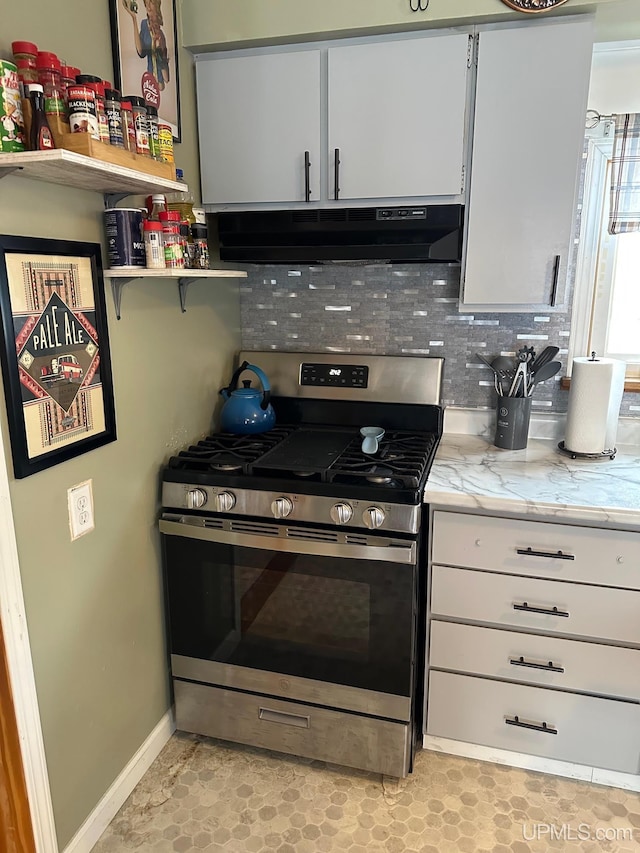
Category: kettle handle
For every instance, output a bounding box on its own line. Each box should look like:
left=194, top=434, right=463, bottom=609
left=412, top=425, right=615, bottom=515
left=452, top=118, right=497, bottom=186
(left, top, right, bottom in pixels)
left=220, top=361, right=272, bottom=410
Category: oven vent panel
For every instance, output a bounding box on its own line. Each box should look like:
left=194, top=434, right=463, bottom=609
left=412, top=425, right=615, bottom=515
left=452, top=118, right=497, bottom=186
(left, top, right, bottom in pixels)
left=203, top=519, right=224, bottom=530
left=286, top=528, right=339, bottom=543
left=230, top=521, right=280, bottom=537
left=345, top=534, right=368, bottom=546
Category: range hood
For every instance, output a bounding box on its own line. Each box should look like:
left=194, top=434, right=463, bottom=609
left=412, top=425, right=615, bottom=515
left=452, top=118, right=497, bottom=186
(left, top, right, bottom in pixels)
left=217, top=204, right=464, bottom=264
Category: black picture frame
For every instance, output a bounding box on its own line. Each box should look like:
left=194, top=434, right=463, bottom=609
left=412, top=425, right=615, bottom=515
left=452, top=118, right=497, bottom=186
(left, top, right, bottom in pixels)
left=0, top=235, right=116, bottom=479
left=109, top=0, right=181, bottom=141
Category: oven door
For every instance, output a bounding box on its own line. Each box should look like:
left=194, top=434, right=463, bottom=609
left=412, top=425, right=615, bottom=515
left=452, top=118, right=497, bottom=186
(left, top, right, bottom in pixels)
left=160, top=514, right=419, bottom=721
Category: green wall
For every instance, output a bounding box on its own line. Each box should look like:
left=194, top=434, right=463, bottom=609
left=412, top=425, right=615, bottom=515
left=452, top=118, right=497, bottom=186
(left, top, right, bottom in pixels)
left=0, top=3, right=240, bottom=849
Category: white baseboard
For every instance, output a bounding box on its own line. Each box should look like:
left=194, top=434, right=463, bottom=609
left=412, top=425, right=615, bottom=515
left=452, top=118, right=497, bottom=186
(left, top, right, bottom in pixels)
left=63, top=710, right=175, bottom=853
left=422, top=734, right=640, bottom=792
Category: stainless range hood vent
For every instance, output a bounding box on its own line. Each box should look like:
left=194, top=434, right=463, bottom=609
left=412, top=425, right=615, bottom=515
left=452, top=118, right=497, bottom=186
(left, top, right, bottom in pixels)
left=217, top=204, right=464, bottom=264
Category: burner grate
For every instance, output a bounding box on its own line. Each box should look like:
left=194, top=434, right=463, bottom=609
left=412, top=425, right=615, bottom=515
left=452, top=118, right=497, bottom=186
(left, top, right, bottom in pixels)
left=168, top=426, right=295, bottom=474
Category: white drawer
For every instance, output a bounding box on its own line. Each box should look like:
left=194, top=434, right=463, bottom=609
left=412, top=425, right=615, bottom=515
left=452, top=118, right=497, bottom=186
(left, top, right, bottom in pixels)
left=431, top=564, right=640, bottom=646
left=430, top=620, right=640, bottom=701
left=432, top=511, right=640, bottom=590
left=427, top=670, right=640, bottom=774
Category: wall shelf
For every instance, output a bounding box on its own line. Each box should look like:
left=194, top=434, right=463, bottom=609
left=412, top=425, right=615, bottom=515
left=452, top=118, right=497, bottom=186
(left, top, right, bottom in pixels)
left=0, top=149, right=185, bottom=200
left=103, top=268, right=248, bottom=318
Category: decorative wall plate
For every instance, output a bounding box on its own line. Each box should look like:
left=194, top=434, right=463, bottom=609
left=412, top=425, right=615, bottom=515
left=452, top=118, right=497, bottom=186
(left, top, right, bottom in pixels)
left=500, top=0, right=570, bottom=12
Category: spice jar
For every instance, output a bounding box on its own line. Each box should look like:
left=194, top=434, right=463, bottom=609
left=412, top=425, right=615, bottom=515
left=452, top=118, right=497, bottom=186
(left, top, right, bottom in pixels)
left=76, top=75, right=109, bottom=144
left=126, top=95, right=150, bottom=156
left=190, top=223, right=209, bottom=270
left=143, top=220, right=165, bottom=269
left=36, top=52, right=69, bottom=145
left=120, top=99, right=135, bottom=152
left=67, top=84, right=99, bottom=139
left=104, top=88, right=125, bottom=148
left=149, top=194, right=166, bottom=220
left=159, top=210, right=184, bottom=269
left=60, top=65, right=80, bottom=102
left=158, top=122, right=174, bottom=163
left=145, top=104, right=161, bottom=160
left=11, top=41, right=38, bottom=68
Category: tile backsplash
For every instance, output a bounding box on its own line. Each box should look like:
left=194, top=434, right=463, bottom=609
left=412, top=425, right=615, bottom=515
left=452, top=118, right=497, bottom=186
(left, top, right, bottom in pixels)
left=239, top=262, right=636, bottom=417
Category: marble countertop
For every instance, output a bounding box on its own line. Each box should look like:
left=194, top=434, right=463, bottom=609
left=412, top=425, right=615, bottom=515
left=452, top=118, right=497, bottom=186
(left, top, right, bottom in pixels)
left=425, top=434, right=640, bottom=530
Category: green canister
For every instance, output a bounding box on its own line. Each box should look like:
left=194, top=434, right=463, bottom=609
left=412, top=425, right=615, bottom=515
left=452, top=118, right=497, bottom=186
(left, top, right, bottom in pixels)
left=0, top=59, right=26, bottom=152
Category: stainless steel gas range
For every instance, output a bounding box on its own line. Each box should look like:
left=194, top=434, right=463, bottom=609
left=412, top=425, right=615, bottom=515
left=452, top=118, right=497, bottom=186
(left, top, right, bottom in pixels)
left=159, top=352, right=443, bottom=777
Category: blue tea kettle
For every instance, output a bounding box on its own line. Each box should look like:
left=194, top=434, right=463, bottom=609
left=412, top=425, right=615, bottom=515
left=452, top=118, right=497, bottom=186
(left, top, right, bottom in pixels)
left=219, top=361, right=276, bottom=434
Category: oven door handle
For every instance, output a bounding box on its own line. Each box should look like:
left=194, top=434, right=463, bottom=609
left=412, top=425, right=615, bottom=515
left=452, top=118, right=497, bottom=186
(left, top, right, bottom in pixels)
left=159, top=518, right=416, bottom=565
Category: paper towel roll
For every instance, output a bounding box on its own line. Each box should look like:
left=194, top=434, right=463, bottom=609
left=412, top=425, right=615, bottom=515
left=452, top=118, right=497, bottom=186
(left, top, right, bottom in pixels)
left=564, top=356, right=626, bottom=454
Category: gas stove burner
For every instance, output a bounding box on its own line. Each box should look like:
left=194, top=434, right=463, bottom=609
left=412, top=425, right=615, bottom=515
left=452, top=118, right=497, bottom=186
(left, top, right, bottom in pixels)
left=212, top=463, right=243, bottom=472
left=366, top=467, right=395, bottom=484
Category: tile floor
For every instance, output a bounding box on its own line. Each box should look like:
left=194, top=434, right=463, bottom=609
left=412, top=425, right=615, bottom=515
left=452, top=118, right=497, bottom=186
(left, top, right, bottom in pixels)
left=93, top=734, right=640, bottom=853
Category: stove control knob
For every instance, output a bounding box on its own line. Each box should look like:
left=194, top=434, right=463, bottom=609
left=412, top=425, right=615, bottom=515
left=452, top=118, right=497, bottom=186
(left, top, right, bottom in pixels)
left=186, top=488, right=207, bottom=510
left=363, top=506, right=385, bottom=529
left=215, top=491, right=236, bottom=512
left=330, top=503, right=353, bottom=525
left=271, top=497, right=294, bottom=519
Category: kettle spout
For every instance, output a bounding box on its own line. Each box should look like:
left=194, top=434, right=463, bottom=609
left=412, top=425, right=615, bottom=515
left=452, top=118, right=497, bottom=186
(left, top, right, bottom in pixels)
left=220, top=388, right=230, bottom=401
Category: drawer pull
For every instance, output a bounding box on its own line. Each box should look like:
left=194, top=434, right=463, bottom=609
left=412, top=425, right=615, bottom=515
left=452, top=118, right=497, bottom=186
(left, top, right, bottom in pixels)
left=516, top=547, right=575, bottom=561
left=510, top=656, right=565, bottom=673
left=505, top=715, right=558, bottom=735
left=259, top=707, right=310, bottom=729
left=513, top=602, right=569, bottom=618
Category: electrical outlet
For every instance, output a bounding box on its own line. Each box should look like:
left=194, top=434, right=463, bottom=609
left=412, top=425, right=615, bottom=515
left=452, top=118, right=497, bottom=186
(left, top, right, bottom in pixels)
left=68, top=480, right=95, bottom=540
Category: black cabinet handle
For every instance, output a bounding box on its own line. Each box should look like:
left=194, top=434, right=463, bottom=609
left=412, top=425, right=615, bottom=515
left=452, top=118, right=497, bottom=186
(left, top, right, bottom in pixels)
left=334, top=148, right=340, bottom=200
left=550, top=254, right=561, bottom=306
left=505, top=715, right=557, bottom=735
left=304, top=151, right=311, bottom=202
left=509, top=656, right=565, bottom=673
left=513, top=602, right=569, bottom=618
left=516, top=547, right=575, bottom=561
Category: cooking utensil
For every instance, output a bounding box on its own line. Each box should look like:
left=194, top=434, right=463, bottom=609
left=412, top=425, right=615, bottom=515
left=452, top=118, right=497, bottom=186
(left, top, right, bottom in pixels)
left=530, top=345, right=559, bottom=374
left=476, top=353, right=505, bottom=395
left=527, top=360, right=561, bottom=394
left=360, top=426, right=385, bottom=454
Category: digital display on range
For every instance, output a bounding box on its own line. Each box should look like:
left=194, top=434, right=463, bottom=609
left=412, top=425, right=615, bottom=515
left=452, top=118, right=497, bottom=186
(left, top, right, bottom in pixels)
left=300, top=363, right=369, bottom=388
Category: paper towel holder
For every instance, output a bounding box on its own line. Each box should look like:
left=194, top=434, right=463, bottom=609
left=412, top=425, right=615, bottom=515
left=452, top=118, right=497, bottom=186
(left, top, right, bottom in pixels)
left=557, top=440, right=617, bottom=461
left=558, top=350, right=619, bottom=461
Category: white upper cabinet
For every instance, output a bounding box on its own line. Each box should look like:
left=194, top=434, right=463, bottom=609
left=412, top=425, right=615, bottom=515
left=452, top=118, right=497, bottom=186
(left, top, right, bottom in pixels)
left=196, top=31, right=470, bottom=209
left=327, top=34, right=470, bottom=200
left=461, top=17, right=594, bottom=310
left=196, top=50, right=321, bottom=205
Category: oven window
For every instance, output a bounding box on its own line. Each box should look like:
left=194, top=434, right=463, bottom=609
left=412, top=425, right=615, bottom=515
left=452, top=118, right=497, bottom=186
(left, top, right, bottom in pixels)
left=163, top=537, right=416, bottom=697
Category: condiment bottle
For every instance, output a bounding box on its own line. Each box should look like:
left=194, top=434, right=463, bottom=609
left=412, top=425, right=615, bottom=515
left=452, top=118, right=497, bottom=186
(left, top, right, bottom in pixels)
left=28, top=83, right=55, bottom=150
left=104, top=88, right=125, bottom=148
left=158, top=122, right=174, bottom=163
left=159, top=210, right=184, bottom=269
left=167, top=169, right=196, bottom=224
left=149, top=194, right=166, bottom=220
left=120, top=99, right=135, bottom=152
left=143, top=220, right=165, bottom=269
left=126, top=96, right=150, bottom=156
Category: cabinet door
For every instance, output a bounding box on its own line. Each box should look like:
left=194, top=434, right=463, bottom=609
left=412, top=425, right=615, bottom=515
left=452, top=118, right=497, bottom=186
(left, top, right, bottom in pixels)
left=461, top=18, right=594, bottom=309
left=328, top=33, right=469, bottom=200
left=196, top=50, right=321, bottom=205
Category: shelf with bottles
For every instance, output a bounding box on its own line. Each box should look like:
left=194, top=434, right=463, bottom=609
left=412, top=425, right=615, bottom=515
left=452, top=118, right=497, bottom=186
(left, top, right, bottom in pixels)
left=103, top=267, right=248, bottom=319
left=0, top=148, right=185, bottom=197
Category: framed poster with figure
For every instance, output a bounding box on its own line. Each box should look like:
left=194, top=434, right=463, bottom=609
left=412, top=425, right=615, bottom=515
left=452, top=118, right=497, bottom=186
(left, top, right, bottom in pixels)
left=109, top=0, right=181, bottom=140
left=0, top=235, right=116, bottom=479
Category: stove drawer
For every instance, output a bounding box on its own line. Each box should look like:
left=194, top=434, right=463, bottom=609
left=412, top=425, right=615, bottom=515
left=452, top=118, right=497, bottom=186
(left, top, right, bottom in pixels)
left=430, top=565, right=640, bottom=646
left=427, top=671, right=640, bottom=774
left=430, top=620, right=640, bottom=701
left=432, top=511, right=640, bottom=590
left=174, top=679, right=412, bottom=777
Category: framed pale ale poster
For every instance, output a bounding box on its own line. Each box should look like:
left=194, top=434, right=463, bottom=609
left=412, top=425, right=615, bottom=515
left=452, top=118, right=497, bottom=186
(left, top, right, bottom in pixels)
left=0, top=235, right=116, bottom=479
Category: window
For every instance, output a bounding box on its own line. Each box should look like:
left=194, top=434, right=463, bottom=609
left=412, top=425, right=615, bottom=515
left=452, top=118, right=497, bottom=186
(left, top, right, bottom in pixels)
left=570, top=125, right=640, bottom=382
